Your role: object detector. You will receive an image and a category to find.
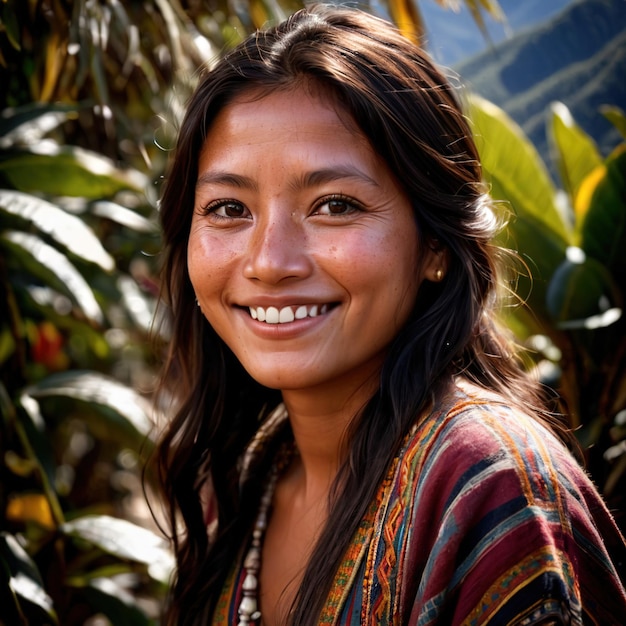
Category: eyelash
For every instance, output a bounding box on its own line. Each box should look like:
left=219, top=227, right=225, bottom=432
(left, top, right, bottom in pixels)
left=199, top=194, right=363, bottom=220
left=200, top=199, right=248, bottom=220
left=312, top=194, right=363, bottom=217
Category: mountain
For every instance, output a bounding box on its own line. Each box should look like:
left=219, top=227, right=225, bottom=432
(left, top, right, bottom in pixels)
left=422, top=0, right=575, bottom=67
left=453, top=0, right=626, bottom=172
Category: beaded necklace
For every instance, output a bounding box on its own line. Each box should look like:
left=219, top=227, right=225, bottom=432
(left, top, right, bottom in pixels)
left=237, top=444, right=295, bottom=626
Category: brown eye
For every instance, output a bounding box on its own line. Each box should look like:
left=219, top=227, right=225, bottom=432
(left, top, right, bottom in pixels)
left=215, top=202, right=247, bottom=218
left=328, top=200, right=351, bottom=214
left=202, top=200, right=250, bottom=220
left=315, top=196, right=361, bottom=216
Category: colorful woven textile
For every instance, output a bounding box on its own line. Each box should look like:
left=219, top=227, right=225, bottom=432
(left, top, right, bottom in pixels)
left=212, top=382, right=626, bottom=624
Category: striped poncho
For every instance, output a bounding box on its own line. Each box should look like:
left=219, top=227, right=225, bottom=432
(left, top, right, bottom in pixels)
left=213, top=381, right=626, bottom=625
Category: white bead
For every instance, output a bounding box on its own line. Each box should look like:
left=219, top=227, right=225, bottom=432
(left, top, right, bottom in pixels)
left=243, top=573, right=258, bottom=591
left=244, top=548, right=261, bottom=569
left=239, top=596, right=257, bottom=615
left=236, top=444, right=295, bottom=626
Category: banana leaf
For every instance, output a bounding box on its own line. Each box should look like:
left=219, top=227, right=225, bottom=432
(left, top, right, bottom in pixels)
left=0, top=189, right=115, bottom=271
left=578, top=146, right=626, bottom=282
left=549, top=101, right=603, bottom=207
left=0, top=141, right=149, bottom=198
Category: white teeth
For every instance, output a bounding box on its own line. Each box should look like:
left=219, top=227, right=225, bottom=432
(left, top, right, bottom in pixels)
left=279, top=307, right=295, bottom=323
left=265, top=307, right=279, bottom=324
left=248, top=304, right=332, bottom=324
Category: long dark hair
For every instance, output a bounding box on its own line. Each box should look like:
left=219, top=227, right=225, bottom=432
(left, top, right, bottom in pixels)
left=155, top=6, right=566, bottom=624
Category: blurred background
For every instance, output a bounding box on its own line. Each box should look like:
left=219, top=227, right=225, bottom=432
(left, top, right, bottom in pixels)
left=1, top=0, right=625, bottom=623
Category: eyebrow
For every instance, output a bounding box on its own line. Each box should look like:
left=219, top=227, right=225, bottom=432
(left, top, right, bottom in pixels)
left=196, top=171, right=258, bottom=191
left=195, top=166, right=380, bottom=192
left=290, top=166, right=380, bottom=191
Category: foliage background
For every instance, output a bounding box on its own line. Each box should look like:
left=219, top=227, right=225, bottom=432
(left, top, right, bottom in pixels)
left=1, top=0, right=624, bottom=624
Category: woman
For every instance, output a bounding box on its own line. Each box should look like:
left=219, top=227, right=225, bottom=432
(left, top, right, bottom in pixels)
left=156, top=6, right=626, bottom=625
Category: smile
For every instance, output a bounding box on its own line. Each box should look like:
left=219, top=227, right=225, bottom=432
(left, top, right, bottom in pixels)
left=248, top=304, right=332, bottom=324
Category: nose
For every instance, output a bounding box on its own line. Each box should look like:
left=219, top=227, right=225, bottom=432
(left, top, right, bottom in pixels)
left=242, top=210, right=313, bottom=284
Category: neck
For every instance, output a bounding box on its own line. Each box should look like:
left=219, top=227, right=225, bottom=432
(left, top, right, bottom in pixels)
left=280, top=371, right=378, bottom=496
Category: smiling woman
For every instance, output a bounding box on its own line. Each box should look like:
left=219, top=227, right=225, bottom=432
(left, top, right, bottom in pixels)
left=188, top=88, right=426, bottom=394
left=155, top=6, right=626, bottom=626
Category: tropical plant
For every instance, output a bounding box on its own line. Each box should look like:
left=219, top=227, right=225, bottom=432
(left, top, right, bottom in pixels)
left=2, top=1, right=551, bottom=624
left=0, top=0, right=505, bottom=157
left=468, top=96, right=626, bottom=531
left=0, top=101, right=173, bottom=624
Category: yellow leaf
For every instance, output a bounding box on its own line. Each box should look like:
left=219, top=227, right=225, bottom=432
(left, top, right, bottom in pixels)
left=249, top=0, right=269, bottom=30
left=388, top=0, right=424, bottom=42
left=40, top=30, right=67, bottom=102
left=7, top=494, right=56, bottom=530
left=574, top=164, right=607, bottom=220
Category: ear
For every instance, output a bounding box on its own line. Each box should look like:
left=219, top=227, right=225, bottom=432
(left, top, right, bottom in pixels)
left=423, top=238, right=449, bottom=284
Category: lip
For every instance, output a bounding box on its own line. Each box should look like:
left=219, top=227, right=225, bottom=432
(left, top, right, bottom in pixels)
left=234, top=300, right=338, bottom=338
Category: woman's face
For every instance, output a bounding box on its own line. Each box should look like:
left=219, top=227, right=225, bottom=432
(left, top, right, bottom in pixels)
left=188, top=87, right=439, bottom=395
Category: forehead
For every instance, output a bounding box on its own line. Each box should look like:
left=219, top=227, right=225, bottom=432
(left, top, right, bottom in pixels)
left=210, top=82, right=361, bottom=137
left=197, top=86, right=375, bottom=169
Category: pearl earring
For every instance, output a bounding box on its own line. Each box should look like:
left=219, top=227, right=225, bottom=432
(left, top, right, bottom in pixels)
left=435, top=269, right=444, bottom=281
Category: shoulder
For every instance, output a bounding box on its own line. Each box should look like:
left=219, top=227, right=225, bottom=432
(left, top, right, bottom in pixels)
left=419, top=379, right=562, bottom=454
left=387, top=380, right=626, bottom=624
left=404, top=379, right=579, bottom=498
left=399, top=380, right=613, bottom=557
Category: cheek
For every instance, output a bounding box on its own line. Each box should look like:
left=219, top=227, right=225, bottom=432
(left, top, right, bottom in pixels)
left=186, top=235, right=208, bottom=292
left=187, top=230, right=236, bottom=292
left=345, top=226, right=418, bottom=281
left=323, top=228, right=420, bottom=318
left=374, top=230, right=421, bottom=316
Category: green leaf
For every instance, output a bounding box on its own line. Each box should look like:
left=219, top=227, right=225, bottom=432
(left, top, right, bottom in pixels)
left=467, top=94, right=571, bottom=242
left=0, top=383, right=64, bottom=526
left=546, top=248, right=622, bottom=329
left=601, top=105, right=626, bottom=140
left=0, top=384, right=64, bottom=524
left=79, top=577, right=154, bottom=625
left=0, top=4, right=21, bottom=51
left=66, top=563, right=140, bottom=583
left=0, top=190, right=115, bottom=271
left=0, top=103, right=76, bottom=149
left=0, top=141, right=149, bottom=198
left=91, top=200, right=158, bottom=233
left=498, top=301, right=547, bottom=341
left=118, top=275, right=156, bottom=333
left=0, top=230, right=104, bottom=324
left=549, top=102, right=603, bottom=207
left=467, top=95, right=573, bottom=327
left=14, top=395, right=60, bottom=515
left=0, top=325, right=16, bottom=366
left=490, top=176, right=567, bottom=324
left=23, top=370, right=155, bottom=441
left=61, top=515, right=174, bottom=584
left=0, top=533, right=58, bottom=623
left=579, top=146, right=626, bottom=281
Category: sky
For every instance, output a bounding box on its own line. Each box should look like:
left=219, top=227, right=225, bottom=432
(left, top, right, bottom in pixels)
left=420, top=0, right=575, bottom=66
